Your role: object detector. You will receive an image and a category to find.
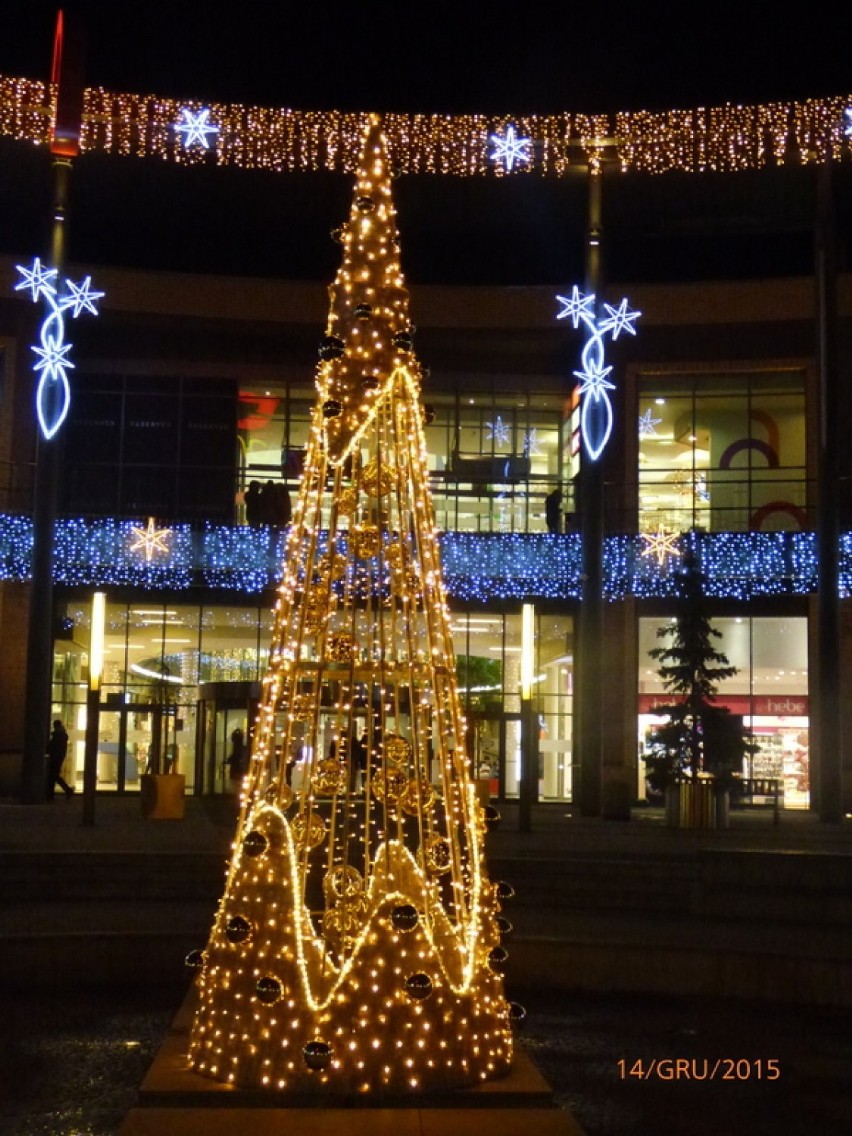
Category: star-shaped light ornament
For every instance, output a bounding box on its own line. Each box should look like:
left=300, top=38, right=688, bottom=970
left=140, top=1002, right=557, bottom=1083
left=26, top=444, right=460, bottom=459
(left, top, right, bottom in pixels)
left=555, top=287, right=641, bottom=461
left=844, top=106, right=852, bottom=138
left=640, top=526, right=682, bottom=567
left=129, top=517, right=173, bottom=562
left=486, top=415, right=511, bottom=446
left=638, top=409, right=662, bottom=438
left=14, top=258, right=104, bottom=439
left=523, top=428, right=542, bottom=456
left=489, top=124, right=532, bottom=172
left=175, top=107, right=220, bottom=150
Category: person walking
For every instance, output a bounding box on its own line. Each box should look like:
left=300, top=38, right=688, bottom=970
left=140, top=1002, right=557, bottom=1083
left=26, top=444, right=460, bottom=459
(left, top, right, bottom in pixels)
left=225, top=726, right=247, bottom=789
left=545, top=487, right=563, bottom=533
left=47, top=719, right=75, bottom=799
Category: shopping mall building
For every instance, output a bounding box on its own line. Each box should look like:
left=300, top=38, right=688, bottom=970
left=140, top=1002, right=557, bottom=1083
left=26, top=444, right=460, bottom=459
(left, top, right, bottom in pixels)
left=0, top=76, right=850, bottom=819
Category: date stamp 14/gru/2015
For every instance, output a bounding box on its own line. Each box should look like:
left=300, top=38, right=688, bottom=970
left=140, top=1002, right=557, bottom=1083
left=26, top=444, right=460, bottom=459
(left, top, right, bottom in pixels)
left=617, top=1058, right=781, bottom=1082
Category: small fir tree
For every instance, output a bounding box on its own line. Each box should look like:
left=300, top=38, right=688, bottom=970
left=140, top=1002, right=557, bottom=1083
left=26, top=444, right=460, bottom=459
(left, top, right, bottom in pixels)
left=645, top=536, right=754, bottom=792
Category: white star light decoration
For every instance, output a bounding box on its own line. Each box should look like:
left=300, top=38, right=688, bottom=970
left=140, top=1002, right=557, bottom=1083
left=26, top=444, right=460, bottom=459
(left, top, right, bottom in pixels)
left=523, top=428, right=542, bottom=456
left=129, top=517, right=173, bottom=562
left=15, top=258, right=104, bottom=439
left=174, top=107, right=220, bottom=150
left=640, top=526, right=682, bottom=567
left=638, top=408, right=662, bottom=437
left=486, top=415, right=511, bottom=446
left=556, top=286, right=641, bottom=461
left=844, top=107, right=852, bottom=138
left=489, top=124, right=532, bottom=171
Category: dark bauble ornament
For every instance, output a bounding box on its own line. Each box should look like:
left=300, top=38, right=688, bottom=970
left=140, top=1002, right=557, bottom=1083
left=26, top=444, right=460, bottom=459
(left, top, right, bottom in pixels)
left=303, top=1040, right=333, bottom=1071
left=392, top=331, right=413, bottom=350
left=243, top=830, right=267, bottom=858
left=354, top=303, right=372, bottom=320
left=404, top=972, right=433, bottom=1001
left=508, top=1002, right=527, bottom=1029
left=330, top=227, right=344, bottom=243
left=322, top=399, right=342, bottom=419
left=225, top=915, right=253, bottom=944
left=256, top=975, right=283, bottom=1004
left=484, top=804, right=502, bottom=830
left=496, top=880, right=516, bottom=901
left=318, top=336, right=345, bottom=361
left=390, top=903, right=419, bottom=932
left=184, top=948, right=205, bottom=971
left=423, top=403, right=435, bottom=424
left=487, top=945, right=509, bottom=971
left=361, top=374, right=379, bottom=391
left=355, top=195, right=375, bottom=213
left=496, top=916, right=513, bottom=937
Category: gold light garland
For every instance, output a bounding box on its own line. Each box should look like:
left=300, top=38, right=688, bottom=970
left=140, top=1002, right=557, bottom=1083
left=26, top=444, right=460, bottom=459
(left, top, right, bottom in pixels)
left=186, top=114, right=516, bottom=1096
left=1, top=71, right=851, bottom=175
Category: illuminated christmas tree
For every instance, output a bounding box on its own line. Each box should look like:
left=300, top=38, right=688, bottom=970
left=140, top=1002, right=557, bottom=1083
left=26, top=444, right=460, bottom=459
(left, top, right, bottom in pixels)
left=187, top=114, right=516, bottom=1095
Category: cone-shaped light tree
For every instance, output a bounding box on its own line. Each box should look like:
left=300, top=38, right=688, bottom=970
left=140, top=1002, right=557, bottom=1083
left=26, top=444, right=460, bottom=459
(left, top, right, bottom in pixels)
left=188, top=115, right=515, bottom=1095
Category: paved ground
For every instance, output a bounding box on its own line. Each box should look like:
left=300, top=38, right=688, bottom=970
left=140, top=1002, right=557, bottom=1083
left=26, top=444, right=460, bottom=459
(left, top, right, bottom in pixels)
left=1, top=794, right=850, bottom=1134
left=2, top=791, right=851, bottom=857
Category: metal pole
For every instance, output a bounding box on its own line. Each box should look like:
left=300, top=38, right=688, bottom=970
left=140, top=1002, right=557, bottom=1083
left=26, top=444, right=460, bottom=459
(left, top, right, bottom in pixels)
left=19, top=153, right=71, bottom=803
left=576, top=163, right=604, bottom=816
left=518, top=696, right=537, bottom=833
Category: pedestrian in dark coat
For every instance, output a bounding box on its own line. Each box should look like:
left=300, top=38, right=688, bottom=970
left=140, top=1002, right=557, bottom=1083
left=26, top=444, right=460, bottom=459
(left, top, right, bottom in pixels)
left=47, top=719, right=75, bottom=799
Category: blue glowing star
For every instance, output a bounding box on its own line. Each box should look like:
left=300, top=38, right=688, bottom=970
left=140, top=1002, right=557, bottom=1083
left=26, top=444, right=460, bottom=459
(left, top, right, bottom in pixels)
left=638, top=409, right=662, bottom=437
left=15, top=258, right=57, bottom=302
left=486, top=415, right=511, bottom=446
left=175, top=107, right=220, bottom=150
left=555, top=287, right=641, bottom=462
left=61, top=275, right=105, bottom=318
left=844, top=107, right=852, bottom=137
left=489, top=125, right=532, bottom=172
left=555, top=286, right=596, bottom=328
left=14, top=258, right=104, bottom=440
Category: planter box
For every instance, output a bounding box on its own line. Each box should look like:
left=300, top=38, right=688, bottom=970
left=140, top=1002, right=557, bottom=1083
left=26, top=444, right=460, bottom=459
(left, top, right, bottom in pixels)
left=140, top=773, right=186, bottom=819
left=666, top=781, right=729, bottom=829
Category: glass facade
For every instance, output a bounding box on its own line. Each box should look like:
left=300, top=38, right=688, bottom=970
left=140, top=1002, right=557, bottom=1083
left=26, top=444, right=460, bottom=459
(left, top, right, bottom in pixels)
left=51, top=599, right=574, bottom=802
left=637, top=615, right=809, bottom=806
left=637, top=368, right=808, bottom=534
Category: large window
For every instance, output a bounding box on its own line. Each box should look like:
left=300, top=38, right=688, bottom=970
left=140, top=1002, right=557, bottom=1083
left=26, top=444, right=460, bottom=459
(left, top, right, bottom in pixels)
left=53, top=599, right=574, bottom=801
left=239, top=379, right=569, bottom=534
left=637, top=368, right=808, bottom=533
left=638, top=614, right=809, bottom=807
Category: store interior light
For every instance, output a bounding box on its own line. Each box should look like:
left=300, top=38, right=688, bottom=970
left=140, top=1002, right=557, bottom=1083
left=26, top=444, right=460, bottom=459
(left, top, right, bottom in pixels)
left=521, top=602, right=534, bottom=699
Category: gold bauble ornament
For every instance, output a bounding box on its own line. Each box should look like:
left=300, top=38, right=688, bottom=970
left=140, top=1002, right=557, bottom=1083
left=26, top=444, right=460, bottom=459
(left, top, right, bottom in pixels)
left=361, top=459, right=396, bottom=497
left=323, top=863, right=364, bottom=901
left=424, top=834, right=452, bottom=874
left=371, top=766, right=408, bottom=805
left=400, top=778, right=437, bottom=815
left=338, top=486, right=359, bottom=515
left=291, top=812, right=327, bottom=849
left=327, top=631, right=358, bottom=662
left=314, top=758, right=347, bottom=796
left=352, top=524, right=381, bottom=559
left=383, top=732, right=412, bottom=765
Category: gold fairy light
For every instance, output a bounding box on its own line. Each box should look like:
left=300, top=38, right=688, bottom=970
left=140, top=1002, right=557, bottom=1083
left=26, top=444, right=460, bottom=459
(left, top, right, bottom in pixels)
left=1, top=73, right=851, bottom=176
left=187, top=115, right=515, bottom=1095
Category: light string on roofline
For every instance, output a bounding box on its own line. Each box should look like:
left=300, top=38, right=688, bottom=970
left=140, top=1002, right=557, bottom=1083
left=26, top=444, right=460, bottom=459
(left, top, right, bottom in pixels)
left=1, top=75, right=852, bottom=175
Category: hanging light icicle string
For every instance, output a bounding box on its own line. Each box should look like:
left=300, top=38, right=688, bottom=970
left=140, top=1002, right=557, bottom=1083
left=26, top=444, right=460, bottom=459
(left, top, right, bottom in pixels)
left=1, top=73, right=851, bottom=175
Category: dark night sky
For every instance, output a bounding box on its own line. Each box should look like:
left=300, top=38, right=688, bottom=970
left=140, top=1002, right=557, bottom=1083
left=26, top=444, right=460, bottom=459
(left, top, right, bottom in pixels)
left=1, top=2, right=850, bottom=288
left=4, top=2, right=850, bottom=121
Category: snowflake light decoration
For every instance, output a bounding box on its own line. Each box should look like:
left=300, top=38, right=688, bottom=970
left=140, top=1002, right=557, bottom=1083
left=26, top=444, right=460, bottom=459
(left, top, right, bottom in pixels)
left=556, top=286, right=640, bottom=461
left=640, top=526, right=682, bottom=567
left=175, top=107, right=220, bottom=150
left=489, top=125, right=532, bottom=172
left=14, top=257, right=104, bottom=439
left=638, top=409, right=662, bottom=437
left=523, top=428, right=542, bottom=456
left=485, top=415, right=511, bottom=446
left=129, top=517, right=173, bottom=562
left=844, top=107, right=852, bottom=138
